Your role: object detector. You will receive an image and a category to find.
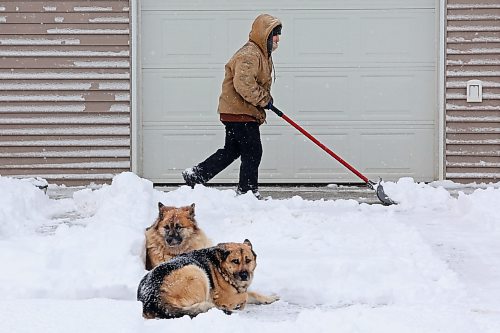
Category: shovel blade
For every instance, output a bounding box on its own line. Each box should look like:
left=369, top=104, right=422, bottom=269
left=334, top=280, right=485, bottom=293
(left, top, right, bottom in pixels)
left=368, top=180, right=397, bottom=206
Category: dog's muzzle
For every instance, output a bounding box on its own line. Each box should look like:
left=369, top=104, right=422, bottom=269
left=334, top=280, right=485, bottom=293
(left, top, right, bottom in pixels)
left=238, top=271, right=249, bottom=281
left=165, top=234, right=182, bottom=246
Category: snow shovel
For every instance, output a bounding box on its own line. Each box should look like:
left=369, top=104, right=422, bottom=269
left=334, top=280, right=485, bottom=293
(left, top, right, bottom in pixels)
left=269, top=105, right=396, bottom=206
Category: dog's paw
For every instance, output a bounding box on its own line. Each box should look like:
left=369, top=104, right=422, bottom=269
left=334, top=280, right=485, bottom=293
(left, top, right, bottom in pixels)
left=247, top=291, right=280, bottom=305
left=261, top=294, right=280, bottom=304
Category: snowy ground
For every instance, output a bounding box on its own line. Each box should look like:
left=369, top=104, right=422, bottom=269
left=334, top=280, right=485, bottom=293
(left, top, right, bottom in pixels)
left=0, top=172, right=499, bottom=333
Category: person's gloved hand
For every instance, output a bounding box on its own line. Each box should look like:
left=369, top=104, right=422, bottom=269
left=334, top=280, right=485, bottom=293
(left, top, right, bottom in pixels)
left=265, top=98, right=274, bottom=110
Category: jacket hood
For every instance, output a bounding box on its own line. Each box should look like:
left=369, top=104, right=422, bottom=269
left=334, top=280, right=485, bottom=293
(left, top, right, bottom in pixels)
left=248, top=14, right=282, bottom=56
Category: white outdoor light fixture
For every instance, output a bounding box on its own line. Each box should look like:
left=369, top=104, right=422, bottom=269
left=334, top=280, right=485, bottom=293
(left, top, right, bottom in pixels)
left=466, top=79, right=483, bottom=103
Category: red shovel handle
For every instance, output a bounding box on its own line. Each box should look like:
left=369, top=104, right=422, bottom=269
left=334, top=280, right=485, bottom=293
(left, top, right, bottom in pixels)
left=269, top=105, right=369, bottom=184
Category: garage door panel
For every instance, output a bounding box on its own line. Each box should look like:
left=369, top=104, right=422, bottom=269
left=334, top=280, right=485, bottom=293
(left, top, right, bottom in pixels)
left=294, top=75, right=350, bottom=119
left=161, top=19, right=214, bottom=57
left=142, top=127, right=224, bottom=181
left=362, top=17, right=414, bottom=56
left=359, top=129, right=435, bottom=181
left=360, top=12, right=434, bottom=62
left=359, top=70, right=435, bottom=121
left=295, top=18, right=350, bottom=56
left=361, top=74, right=415, bottom=118
left=292, top=131, right=352, bottom=176
left=142, top=70, right=221, bottom=123
left=142, top=13, right=224, bottom=66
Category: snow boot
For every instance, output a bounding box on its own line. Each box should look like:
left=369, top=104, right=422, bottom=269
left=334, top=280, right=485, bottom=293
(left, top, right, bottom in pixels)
left=182, top=167, right=204, bottom=188
left=236, top=187, right=262, bottom=200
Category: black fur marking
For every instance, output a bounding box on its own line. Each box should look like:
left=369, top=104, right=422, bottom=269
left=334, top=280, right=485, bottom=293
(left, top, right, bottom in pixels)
left=137, top=247, right=220, bottom=319
left=220, top=249, right=230, bottom=261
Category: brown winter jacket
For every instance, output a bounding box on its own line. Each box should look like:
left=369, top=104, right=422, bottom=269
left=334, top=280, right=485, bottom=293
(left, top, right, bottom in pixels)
left=218, top=14, right=282, bottom=125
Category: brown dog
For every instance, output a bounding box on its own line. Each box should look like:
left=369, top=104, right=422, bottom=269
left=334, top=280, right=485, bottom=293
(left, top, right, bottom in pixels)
left=138, top=240, right=266, bottom=318
left=145, top=203, right=211, bottom=270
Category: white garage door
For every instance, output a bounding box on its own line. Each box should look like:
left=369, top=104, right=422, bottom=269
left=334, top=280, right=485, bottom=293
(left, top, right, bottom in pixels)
left=140, top=1, right=437, bottom=184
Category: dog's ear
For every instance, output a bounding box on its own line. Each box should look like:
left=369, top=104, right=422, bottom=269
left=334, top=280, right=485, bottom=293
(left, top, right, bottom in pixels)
left=244, top=239, right=257, bottom=259
left=188, top=203, right=196, bottom=219
left=145, top=203, right=162, bottom=230
left=158, top=202, right=164, bottom=220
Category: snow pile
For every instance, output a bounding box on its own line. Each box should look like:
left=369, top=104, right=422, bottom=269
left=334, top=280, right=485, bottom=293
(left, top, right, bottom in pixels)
left=0, top=176, right=54, bottom=238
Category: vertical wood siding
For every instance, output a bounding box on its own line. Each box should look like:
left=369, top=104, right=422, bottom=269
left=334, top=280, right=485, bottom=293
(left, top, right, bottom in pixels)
left=445, top=0, right=500, bottom=183
left=0, top=1, right=131, bottom=185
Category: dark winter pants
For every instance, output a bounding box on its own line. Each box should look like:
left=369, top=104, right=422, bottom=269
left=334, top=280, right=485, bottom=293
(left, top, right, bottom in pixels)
left=195, top=122, right=262, bottom=193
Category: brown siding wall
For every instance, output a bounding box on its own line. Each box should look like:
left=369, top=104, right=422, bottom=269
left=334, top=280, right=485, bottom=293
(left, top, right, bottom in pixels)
left=445, top=0, right=500, bottom=183
left=0, top=1, right=131, bottom=185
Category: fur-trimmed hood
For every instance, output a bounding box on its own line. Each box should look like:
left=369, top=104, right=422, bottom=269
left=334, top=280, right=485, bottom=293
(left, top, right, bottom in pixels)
left=249, top=14, right=282, bottom=56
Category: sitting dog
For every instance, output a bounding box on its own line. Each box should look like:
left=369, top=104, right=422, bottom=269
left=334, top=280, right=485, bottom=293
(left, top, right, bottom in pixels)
left=145, top=203, right=211, bottom=270
left=138, top=240, right=263, bottom=319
